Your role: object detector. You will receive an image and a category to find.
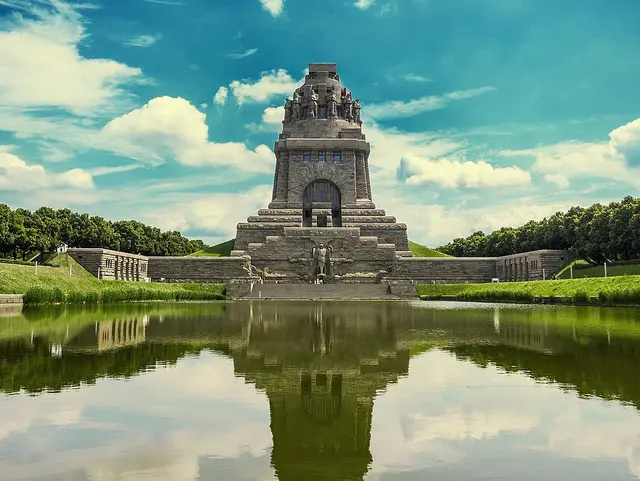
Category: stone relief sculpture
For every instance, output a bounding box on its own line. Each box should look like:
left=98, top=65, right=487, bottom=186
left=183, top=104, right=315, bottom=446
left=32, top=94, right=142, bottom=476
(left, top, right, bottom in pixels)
left=342, top=90, right=353, bottom=122
left=308, top=90, right=319, bottom=119
left=292, top=91, right=301, bottom=121
left=312, top=243, right=333, bottom=278
left=327, top=89, right=338, bottom=119
left=353, top=98, right=361, bottom=124
left=283, top=98, right=292, bottom=124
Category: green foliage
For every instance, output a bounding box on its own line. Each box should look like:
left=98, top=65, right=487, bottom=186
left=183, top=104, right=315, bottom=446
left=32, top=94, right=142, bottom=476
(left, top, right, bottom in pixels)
left=0, top=203, right=205, bottom=261
left=188, top=239, right=236, bottom=257
left=408, top=241, right=450, bottom=257
left=417, top=275, right=640, bottom=306
left=437, top=195, right=640, bottom=262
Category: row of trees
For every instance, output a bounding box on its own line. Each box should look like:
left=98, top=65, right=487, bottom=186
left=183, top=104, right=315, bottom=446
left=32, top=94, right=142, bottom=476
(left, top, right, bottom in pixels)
left=437, top=196, right=640, bottom=262
left=0, top=204, right=206, bottom=261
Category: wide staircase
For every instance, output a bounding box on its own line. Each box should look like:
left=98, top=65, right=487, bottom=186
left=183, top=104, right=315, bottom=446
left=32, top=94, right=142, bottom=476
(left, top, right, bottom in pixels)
left=241, top=283, right=402, bottom=300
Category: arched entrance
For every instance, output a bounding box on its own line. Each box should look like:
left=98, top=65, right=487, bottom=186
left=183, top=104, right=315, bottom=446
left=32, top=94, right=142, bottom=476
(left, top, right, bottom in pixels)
left=302, top=180, right=342, bottom=227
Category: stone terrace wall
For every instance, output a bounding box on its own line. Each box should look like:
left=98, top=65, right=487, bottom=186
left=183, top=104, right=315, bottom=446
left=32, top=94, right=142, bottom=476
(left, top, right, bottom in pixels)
left=391, top=257, right=497, bottom=284
left=68, top=249, right=149, bottom=281
left=496, top=250, right=571, bottom=281
left=147, top=256, right=249, bottom=283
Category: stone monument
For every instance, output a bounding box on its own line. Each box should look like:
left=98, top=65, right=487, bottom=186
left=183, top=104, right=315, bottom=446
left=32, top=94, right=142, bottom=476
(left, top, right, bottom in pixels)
left=233, top=63, right=412, bottom=283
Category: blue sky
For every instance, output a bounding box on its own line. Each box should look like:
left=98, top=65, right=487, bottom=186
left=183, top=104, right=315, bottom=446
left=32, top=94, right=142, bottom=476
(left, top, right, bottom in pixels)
left=0, top=0, right=639, bottom=246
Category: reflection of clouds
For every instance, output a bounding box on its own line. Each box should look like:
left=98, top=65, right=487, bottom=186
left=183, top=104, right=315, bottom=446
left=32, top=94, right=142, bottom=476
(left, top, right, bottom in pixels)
left=0, top=351, right=273, bottom=481
left=404, top=408, right=537, bottom=443
left=543, top=409, right=640, bottom=477
left=369, top=349, right=640, bottom=480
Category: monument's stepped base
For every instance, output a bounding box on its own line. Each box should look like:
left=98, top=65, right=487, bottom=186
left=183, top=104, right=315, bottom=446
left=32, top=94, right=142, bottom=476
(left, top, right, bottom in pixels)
left=238, top=283, right=403, bottom=300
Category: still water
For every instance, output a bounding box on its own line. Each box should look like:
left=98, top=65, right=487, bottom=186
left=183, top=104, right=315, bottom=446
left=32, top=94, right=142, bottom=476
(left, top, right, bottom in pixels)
left=1, top=300, right=640, bottom=480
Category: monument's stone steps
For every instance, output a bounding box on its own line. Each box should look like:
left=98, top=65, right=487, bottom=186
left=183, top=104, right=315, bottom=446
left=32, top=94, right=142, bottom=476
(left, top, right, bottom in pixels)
left=258, top=208, right=387, bottom=216
left=246, top=214, right=397, bottom=223
left=241, top=283, right=401, bottom=300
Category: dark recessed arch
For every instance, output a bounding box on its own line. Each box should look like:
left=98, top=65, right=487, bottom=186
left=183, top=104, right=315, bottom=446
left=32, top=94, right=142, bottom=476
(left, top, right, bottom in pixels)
left=302, top=180, right=342, bottom=227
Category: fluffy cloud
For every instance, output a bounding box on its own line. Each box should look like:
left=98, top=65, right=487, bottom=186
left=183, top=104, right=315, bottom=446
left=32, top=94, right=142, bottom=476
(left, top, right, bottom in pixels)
left=0, top=0, right=144, bottom=115
left=138, top=185, right=272, bottom=239
left=259, top=0, right=284, bottom=16
left=213, top=86, right=228, bottom=105
left=0, top=150, right=94, bottom=191
left=262, top=106, right=284, bottom=125
left=123, top=33, right=163, bottom=47
left=402, top=73, right=431, bottom=83
left=100, top=96, right=275, bottom=172
left=609, top=117, right=640, bottom=163
left=366, top=87, right=496, bottom=120
left=398, top=155, right=531, bottom=189
left=229, top=69, right=303, bottom=104
left=504, top=117, right=640, bottom=188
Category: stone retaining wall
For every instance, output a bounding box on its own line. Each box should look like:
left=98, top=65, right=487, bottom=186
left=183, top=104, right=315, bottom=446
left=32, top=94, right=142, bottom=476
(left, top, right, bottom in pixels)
left=147, top=256, right=249, bottom=283
left=391, top=257, right=498, bottom=284
left=0, top=294, right=24, bottom=304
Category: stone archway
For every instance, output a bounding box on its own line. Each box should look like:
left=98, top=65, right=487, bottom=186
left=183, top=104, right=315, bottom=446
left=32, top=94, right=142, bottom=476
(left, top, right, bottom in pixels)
left=302, top=180, right=342, bottom=227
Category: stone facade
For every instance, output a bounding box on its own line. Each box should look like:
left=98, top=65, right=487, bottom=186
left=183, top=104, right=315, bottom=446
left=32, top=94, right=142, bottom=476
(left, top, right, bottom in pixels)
left=388, top=249, right=571, bottom=284
left=147, top=256, right=249, bottom=283
left=68, top=249, right=149, bottom=281
left=234, top=63, right=411, bottom=282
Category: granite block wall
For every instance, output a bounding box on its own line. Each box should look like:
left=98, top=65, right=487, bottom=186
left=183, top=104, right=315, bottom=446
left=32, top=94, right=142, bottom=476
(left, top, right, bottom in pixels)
left=391, top=257, right=498, bottom=284
left=147, top=256, right=249, bottom=283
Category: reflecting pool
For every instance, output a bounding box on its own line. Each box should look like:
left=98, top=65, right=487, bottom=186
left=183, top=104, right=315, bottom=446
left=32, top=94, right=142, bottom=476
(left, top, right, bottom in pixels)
left=1, top=301, right=640, bottom=480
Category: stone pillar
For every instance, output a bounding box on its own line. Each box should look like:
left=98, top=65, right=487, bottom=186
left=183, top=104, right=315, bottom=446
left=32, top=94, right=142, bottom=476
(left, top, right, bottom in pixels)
left=355, top=151, right=368, bottom=199
left=115, top=256, right=120, bottom=280
left=364, top=154, right=372, bottom=201
left=275, top=152, right=290, bottom=202
left=135, top=260, right=140, bottom=281
left=272, top=156, right=281, bottom=200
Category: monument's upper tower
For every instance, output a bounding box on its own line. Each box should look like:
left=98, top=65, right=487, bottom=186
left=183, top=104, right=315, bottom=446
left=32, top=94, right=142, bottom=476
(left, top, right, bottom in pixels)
left=233, top=62, right=412, bottom=278
left=270, top=63, right=372, bottom=219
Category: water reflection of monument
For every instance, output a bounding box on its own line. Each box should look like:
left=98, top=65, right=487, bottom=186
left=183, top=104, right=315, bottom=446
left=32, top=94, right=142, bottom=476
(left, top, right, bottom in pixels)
left=228, top=302, right=410, bottom=480
left=98, top=317, right=147, bottom=351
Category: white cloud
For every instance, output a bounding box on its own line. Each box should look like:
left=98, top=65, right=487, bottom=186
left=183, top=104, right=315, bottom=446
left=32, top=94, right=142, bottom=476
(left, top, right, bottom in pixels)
left=100, top=96, right=275, bottom=173
left=402, top=73, right=431, bottom=83
left=259, top=0, right=284, bottom=16
left=138, top=185, right=272, bottom=239
left=610, top=117, right=640, bottom=163
left=229, top=69, right=303, bottom=104
left=355, top=0, right=375, bottom=8
left=123, top=33, right=163, bottom=47
left=366, top=87, right=496, bottom=120
left=226, top=48, right=258, bottom=59
left=503, top=117, right=640, bottom=189
left=200, top=102, right=208, bottom=110
left=0, top=0, right=144, bottom=115
left=213, top=86, right=229, bottom=105
left=0, top=150, right=94, bottom=191
left=398, top=155, right=531, bottom=189
left=262, top=106, right=284, bottom=125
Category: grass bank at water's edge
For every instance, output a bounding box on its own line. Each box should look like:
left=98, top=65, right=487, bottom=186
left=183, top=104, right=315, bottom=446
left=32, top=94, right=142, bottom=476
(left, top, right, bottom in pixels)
left=0, top=255, right=225, bottom=305
left=417, top=276, right=640, bottom=305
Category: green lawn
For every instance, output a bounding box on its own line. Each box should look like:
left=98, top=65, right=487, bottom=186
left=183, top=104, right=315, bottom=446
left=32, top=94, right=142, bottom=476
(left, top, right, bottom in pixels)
left=188, top=239, right=236, bottom=257
left=559, top=263, right=640, bottom=279
left=409, top=241, right=450, bottom=257
left=417, top=275, right=640, bottom=305
left=0, top=255, right=225, bottom=304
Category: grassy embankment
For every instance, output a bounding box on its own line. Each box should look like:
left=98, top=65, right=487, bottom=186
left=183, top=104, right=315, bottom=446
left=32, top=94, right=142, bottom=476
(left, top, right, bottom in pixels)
left=417, top=275, right=640, bottom=305
left=557, top=259, right=640, bottom=279
left=409, top=241, right=450, bottom=257
left=188, top=239, right=235, bottom=257
left=0, top=255, right=224, bottom=305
